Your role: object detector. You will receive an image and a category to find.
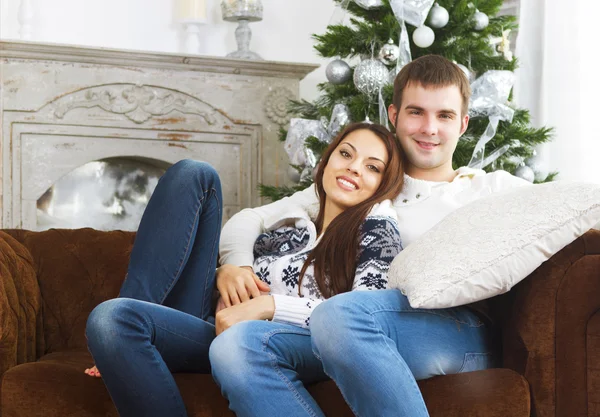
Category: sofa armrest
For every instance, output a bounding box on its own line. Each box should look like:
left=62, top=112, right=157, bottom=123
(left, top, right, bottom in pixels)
left=501, top=229, right=600, bottom=417
left=0, top=232, right=43, bottom=378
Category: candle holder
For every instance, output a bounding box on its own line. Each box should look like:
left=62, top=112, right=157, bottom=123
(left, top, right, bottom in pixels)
left=182, top=20, right=205, bottom=55
left=178, top=0, right=207, bottom=55
left=221, top=0, right=263, bottom=60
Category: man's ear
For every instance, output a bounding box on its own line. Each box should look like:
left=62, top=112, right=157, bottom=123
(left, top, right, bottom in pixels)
left=460, top=114, right=470, bottom=136
left=388, top=104, right=398, bottom=128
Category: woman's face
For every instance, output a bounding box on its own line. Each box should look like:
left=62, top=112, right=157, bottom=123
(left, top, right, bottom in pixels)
left=322, top=129, right=389, bottom=212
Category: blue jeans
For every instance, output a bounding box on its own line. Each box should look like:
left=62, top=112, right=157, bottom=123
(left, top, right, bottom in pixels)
left=310, top=290, right=496, bottom=417
left=209, top=321, right=328, bottom=417
left=85, top=160, right=327, bottom=417
left=86, top=160, right=223, bottom=417
left=85, top=160, right=495, bottom=417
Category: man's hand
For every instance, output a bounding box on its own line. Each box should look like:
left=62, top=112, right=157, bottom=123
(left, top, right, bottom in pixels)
left=216, top=264, right=270, bottom=307
left=215, top=295, right=275, bottom=336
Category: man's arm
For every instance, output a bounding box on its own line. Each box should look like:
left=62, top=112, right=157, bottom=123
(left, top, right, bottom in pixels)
left=218, top=184, right=318, bottom=267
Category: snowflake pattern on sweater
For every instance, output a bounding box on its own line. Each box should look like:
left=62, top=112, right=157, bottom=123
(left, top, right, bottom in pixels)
left=253, top=211, right=402, bottom=329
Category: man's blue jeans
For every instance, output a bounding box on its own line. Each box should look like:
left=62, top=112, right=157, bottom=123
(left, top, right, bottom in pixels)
left=85, top=159, right=496, bottom=417
left=310, top=290, right=496, bottom=417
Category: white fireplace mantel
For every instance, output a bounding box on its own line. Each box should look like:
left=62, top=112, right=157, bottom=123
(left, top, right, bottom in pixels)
left=0, top=40, right=318, bottom=230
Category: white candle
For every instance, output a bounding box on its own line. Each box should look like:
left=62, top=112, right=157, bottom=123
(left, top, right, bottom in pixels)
left=180, top=0, right=206, bottom=21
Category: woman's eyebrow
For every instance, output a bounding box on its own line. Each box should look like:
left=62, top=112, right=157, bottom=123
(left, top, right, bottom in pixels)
left=341, top=142, right=387, bottom=166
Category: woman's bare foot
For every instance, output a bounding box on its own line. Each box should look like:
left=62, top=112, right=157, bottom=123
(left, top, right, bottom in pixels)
left=84, top=365, right=101, bottom=378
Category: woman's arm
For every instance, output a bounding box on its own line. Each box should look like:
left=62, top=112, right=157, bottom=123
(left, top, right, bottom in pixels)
left=351, top=212, right=402, bottom=292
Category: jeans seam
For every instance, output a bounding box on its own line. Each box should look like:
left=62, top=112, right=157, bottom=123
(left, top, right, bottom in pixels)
left=261, top=328, right=319, bottom=417
left=144, top=314, right=188, bottom=417
left=368, top=307, right=484, bottom=328
left=154, top=323, right=215, bottom=348
left=159, top=189, right=206, bottom=305
left=368, top=310, right=424, bottom=414
left=201, top=187, right=221, bottom=318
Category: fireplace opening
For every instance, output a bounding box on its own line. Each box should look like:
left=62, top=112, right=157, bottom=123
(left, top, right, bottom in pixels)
left=37, top=157, right=169, bottom=232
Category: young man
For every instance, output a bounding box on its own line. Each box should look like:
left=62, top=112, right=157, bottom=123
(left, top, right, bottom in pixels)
left=216, top=55, right=530, bottom=416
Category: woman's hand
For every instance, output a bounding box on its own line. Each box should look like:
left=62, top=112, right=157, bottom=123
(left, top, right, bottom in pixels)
left=215, top=295, right=275, bottom=336
left=216, top=264, right=270, bottom=307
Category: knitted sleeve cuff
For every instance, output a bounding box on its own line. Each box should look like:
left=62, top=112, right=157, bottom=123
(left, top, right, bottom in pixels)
left=272, top=294, right=322, bottom=329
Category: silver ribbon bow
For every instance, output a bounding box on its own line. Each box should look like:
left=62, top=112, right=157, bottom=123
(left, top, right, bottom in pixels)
left=284, top=104, right=351, bottom=177
left=467, top=70, right=515, bottom=169
left=388, top=0, right=435, bottom=79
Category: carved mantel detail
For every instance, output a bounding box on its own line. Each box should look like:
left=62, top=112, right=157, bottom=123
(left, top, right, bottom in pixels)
left=264, top=87, right=294, bottom=126
left=52, top=84, right=220, bottom=125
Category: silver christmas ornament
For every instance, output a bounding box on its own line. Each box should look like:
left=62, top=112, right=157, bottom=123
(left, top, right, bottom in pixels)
left=473, top=9, right=489, bottom=31
left=378, top=39, right=400, bottom=65
left=354, top=0, right=384, bottom=9
left=287, top=166, right=301, bottom=183
left=428, top=3, right=449, bottom=29
left=326, top=59, right=352, bottom=85
left=412, top=25, right=435, bottom=48
left=456, top=63, right=475, bottom=83
left=312, top=166, right=319, bottom=180
left=514, top=165, right=535, bottom=183
left=353, top=59, right=389, bottom=97
left=525, top=155, right=549, bottom=182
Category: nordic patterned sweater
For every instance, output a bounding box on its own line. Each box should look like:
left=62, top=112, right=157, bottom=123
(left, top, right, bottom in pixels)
left=252, top=200, right=402, bottom=329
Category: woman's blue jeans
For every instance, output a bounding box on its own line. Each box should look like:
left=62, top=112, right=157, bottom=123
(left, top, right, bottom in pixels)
left=85, top=159, right=496, bottom=417
left=86, top=160, right=223, bottom=417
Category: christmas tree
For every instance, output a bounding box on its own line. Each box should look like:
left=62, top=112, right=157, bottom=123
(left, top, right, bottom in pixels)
left=260, top=0, right=555, bottom=202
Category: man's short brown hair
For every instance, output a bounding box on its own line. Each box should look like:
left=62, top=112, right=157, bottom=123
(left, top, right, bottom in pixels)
left=392, top=55, right=471, bottom=117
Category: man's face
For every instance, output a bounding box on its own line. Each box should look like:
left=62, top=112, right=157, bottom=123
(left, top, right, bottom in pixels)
left=388, top=82, right=469, bottom=179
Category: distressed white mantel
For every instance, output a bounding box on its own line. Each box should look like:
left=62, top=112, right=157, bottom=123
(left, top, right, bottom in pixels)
left=0, top=40, right=318, bottom=230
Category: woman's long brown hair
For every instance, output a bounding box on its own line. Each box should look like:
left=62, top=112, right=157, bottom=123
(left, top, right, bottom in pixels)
left=298, top=122, right=404, bottom=298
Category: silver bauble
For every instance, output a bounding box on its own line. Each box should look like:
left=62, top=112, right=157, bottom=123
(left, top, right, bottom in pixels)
left=514, top=165, right=535, bottom=183
left=378, top=39, right=400, bottom=66
left=456, top=63, right=474, bottom=83
left=326, top=59, right=352, bottom=85
left=287, top=166, right=301, bottom=183
left=312, top=166, right=319, bottom=180
left=525, top=156, right=549, bottom=182
left=428, top=3, right=449, bottom=29
left=473, top=10, right=489, bottom=31
left=353, top=59, right=390, bottom=97
left=354, top=0, right=384, bottom=8
left=412, top=25, right=435, bottom=48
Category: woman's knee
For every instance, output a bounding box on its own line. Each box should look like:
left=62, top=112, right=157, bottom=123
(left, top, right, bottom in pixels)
left=166, top=159, right=220, bottom=187
left=85, top=298, right=145, bottom=354
left=209, top=322, right=269, bottom=389
left=310, top=295, right=357, bottom=359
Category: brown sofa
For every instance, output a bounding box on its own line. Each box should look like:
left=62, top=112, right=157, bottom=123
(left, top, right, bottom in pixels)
left=1, top=227, right=599, bottom=417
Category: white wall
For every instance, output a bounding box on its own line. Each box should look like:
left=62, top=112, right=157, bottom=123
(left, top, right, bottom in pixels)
left=513, top=0, right=599, bottom=183
left=0, top=0, right=336, bottom=101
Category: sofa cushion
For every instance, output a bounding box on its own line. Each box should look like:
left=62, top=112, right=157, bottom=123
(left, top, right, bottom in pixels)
left=1, top=350, right=530, bottom=417
left=388, top=181, right=600, bottom=308
left=4, top=229, right=136, bottom=354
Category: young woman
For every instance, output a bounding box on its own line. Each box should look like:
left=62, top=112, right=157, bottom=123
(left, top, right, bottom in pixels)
left=85, top=122, right=405, bottom=417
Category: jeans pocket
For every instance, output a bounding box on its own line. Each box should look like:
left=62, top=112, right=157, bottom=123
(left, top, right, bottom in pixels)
left=458, top=352, right=495, bottom=373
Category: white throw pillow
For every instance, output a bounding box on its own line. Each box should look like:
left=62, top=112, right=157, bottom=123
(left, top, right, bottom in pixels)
left=387, top=181, right=600, bottom=309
